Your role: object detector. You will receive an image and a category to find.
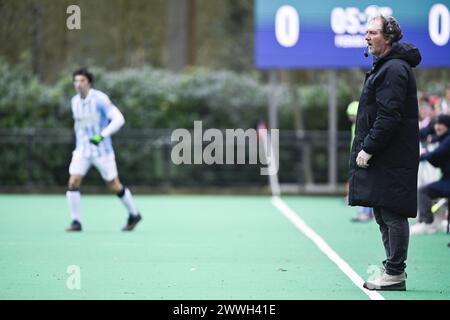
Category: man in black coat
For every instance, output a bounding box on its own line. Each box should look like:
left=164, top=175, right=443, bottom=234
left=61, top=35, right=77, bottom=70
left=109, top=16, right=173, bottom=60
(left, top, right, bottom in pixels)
left=348, top=15, right=421, bottom=291
left=411, top=114, right=450, bottom=234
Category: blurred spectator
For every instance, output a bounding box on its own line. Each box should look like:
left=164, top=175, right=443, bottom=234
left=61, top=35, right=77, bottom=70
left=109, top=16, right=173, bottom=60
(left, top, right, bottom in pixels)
left=411, top=114, right=450, bottom=235
left=439, top=85, right=450, bottom=114
left=418, top=94, right=441, bottom=189
left=419, top=99, right=439, bottom=143
left=429, top=95, right=442, bottom=113
left=418, top=93, right=431, bottom=129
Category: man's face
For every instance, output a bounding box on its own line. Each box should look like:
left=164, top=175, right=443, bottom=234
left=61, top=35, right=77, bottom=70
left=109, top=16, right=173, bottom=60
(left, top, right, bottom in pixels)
left=434, top=123, right=449, bottom=136
left=365, top=18, right=390, bottom=58
left=73, top=75, right=91, bottom=96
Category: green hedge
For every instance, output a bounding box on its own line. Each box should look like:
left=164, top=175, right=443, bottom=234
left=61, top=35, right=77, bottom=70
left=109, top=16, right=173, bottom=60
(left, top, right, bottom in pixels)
left=0, top=61, right=357, bottom=188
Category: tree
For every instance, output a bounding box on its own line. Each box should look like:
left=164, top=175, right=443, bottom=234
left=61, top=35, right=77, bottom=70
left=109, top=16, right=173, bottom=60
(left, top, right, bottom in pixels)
left=166, top=0, right=196, bottom=71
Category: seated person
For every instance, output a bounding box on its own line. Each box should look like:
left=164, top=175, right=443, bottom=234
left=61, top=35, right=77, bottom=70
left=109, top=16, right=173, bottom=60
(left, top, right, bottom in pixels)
left=411, top=114, right=450, bottom=235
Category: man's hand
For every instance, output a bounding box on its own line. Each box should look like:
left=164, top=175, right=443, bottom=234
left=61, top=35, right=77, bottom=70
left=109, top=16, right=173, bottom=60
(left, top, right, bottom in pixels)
left=356, top=150, right=372, bottom=168
left=89, top=134, right=104, bottom=145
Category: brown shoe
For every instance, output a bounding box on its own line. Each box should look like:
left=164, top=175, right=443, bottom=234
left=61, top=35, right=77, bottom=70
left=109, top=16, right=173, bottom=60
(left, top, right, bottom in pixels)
left=122, top=214, right=142, bottom=231
left=65, top=220, right=82, bottom=232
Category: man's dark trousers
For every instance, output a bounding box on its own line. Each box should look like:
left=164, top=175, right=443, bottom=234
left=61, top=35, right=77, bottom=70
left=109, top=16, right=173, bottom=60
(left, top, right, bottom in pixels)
left=373, top=207, right=409, bottom=275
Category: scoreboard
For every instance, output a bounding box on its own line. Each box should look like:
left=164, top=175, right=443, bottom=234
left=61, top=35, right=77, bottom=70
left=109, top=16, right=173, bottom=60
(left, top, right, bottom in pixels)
left=255, top=0, right=450, bottom=68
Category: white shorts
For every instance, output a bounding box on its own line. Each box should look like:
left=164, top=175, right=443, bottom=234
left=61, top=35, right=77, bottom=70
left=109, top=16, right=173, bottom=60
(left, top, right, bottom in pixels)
left=69, top=151, right=118, bottom=181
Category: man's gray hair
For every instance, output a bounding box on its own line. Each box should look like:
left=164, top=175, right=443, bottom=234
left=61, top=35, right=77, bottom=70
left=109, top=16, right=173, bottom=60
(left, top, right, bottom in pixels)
left=369, top=15, right=403, bottom=44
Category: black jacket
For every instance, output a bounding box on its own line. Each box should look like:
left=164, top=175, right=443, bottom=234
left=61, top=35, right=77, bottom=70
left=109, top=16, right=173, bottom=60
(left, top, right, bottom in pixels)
left=420, top=132, right=450, bottom=197
left=348, top=42, right=421, bottom=217
left=419, top=119, right=438, bottom=142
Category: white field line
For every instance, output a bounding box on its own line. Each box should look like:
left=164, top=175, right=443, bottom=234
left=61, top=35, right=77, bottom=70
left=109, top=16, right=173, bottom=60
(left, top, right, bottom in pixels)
left=271, top=196, right=385, bottom=300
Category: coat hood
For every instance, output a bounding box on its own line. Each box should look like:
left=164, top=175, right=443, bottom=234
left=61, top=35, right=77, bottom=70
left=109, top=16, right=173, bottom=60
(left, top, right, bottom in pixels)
left=375, top=42, right=422, bottom=68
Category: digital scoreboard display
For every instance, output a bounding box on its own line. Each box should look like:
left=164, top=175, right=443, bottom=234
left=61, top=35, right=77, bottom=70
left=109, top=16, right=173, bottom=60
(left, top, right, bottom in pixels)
left=255, top=0, right=450, bottom=68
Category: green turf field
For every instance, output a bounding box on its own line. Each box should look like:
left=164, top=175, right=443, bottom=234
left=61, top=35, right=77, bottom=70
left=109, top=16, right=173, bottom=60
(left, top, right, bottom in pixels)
left=0, top=195, right=449, bottom=300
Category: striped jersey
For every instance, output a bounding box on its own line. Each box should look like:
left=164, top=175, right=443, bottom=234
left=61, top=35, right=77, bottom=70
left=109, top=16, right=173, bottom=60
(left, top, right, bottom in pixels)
left=70, top=89, right=115, bottom=158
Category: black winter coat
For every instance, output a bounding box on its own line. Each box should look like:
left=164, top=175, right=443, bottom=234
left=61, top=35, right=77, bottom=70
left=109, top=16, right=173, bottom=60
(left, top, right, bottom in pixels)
left=348, top=42, right=421, bottom=217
